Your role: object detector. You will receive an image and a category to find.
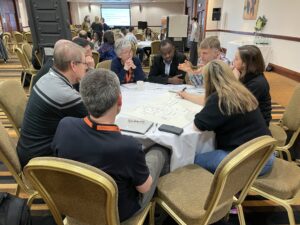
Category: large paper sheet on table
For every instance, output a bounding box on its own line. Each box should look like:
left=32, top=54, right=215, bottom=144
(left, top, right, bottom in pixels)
left=123, top=93, right=202, bottom=128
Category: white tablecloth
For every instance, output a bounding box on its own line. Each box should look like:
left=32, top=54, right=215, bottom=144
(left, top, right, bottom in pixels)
left=119, top=82, right=215, bottom=171
left=137, top=41, right=152, bottom=49
left=226, top=40, right=272, bottom=67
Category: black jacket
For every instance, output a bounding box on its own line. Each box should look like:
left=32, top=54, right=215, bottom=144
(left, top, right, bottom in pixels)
left=148, top=51, right=187, bottom=84
left=241, top=72, right=272, bottom=125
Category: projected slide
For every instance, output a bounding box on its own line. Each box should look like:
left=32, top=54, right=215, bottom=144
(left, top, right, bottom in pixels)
left=101, top=8, right=130, bottom=26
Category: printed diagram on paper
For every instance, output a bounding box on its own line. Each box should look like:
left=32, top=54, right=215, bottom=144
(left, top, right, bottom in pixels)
left=124, top=93, right=202, bottom=128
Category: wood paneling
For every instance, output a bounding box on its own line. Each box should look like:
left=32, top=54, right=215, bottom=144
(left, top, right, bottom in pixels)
left=269, top=63, right=300, bottom=83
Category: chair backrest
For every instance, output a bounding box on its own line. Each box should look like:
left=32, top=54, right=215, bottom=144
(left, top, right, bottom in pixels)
left=15, top=47, right=30, bottom=69
left=24, top=32, right=32, bottom=43
left=3, top=32, right=12, bottom=41
left=282, top=85, right=300, bottom=131
left=96, top=60, right=112, bottom=70
left=13, top=32, right=24, bottom=44
left=24, top=157, right=120, bottom=225
left=0, top=80, right=27, bottom=136
left=92, top=51, right=100, bottom=68
left=202, top=136, right=276, bottom=224
left=34, top=50, right=43, bottom=67
left=135, top=33, right=144, bottom=41
left=151, top=40, right=161, bottom=55
left=22, top=43, right=33, bottom=63
left=0, top=121, right=25, bottom=189
left=2, top=35, right=9, bottom=51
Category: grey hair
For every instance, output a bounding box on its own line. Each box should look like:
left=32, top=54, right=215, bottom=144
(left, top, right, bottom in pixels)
left=53, top=41, right=85, bottom=72
left=114, top=38, right=132, bottom=56
left=80, top=69, right=121, bottom=117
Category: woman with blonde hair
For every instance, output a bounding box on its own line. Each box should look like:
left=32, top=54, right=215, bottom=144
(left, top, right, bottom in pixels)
left=179, top=60, right=273, bottom=175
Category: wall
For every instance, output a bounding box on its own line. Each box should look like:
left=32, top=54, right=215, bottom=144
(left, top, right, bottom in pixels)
left=69, top=2, right=184, bottom=32
left=17, top=0, right=29, bottom=31
left=206, top=0, right=300, bottom=72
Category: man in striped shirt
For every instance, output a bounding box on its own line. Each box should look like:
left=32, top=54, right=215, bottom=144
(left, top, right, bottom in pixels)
left=17, top=40, right=88, bottom=168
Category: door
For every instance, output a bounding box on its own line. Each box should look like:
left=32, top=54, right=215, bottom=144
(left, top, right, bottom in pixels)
left=0, top=0, right=19, bottom=32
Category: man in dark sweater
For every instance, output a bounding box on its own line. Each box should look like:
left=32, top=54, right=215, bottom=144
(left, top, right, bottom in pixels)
left=148, top=39, right=186, bottom=84
left=52, top=69, right=167, bottom=222
left=17, top=41, right=88, bottom=168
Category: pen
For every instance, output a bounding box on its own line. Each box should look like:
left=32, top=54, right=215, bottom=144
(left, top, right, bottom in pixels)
left=182, top=87, right=187, bottom=92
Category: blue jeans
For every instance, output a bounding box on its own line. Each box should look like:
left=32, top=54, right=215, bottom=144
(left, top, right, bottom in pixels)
left=194, top=150, right=275, bottom=176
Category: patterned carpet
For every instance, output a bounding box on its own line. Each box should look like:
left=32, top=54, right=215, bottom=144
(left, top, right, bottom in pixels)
left=0, top=54, right=293, bottom=225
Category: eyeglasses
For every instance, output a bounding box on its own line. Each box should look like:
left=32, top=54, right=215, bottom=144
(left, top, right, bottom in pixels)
left=74, top=61, right=88, bottom=67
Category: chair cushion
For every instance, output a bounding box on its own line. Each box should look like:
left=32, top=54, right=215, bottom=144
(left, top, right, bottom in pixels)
left=254, top=158, right=300, bottom=199
left=157, top=164, right=232, bottom=225
left=269, top=123, right=287, bottom=147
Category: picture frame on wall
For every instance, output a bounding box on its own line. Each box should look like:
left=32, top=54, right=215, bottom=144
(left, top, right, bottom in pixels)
left=243, top=0, right=259, bottom=20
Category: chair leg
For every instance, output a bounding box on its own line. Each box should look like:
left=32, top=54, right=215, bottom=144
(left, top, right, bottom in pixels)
left=27, top=192, right=39, bottom=208
left=149, top=201, right=156, bottom=225
left=281, top=201, right=296, bottom=225
left=15, top=184, right=21, bottom=197
left=236, top=204, right=246, bottom=225
left=22, top=72, right=27, bottom=87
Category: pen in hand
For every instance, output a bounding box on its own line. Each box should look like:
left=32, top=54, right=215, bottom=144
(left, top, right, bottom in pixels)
left=182, top=87, right=187, bottom=92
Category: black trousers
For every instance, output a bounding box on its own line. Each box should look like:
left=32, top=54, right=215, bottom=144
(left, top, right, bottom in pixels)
left=189, top=41, right=198, bottom=66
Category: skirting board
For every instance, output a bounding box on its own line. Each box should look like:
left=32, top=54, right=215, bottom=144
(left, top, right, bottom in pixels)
left=269, top=63, right=300, bottom=82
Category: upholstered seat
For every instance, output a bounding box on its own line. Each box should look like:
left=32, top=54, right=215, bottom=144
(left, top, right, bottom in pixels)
left=0, top=80, right=27, bottom=137
left=24, top=157, right=152, bottom=225
left=250, top=158, right=300, bottom=225
left=269, top=85, right=300, bottom=161
left=269, top=123, right=287, bottom=147
left=158, top=165, right=233, bottom=224
left=152, top=136, right=276, bottom=225
left=0, top=121, right=38, bottom=206
left=96, top=60, right=112, bottom=70
left=254, top=158, right=300, bottom=199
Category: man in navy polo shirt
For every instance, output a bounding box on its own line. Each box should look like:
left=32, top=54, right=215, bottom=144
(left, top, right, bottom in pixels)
left=51, top=69, right=167, bottom=222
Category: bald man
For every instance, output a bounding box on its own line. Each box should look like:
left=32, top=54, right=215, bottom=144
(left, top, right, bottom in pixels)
left=31, top=38, right=94, bottom=88
left=17, top=41, right=88, bottom=168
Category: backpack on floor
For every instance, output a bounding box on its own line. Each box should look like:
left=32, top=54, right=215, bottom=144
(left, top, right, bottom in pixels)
left=0, top=192, right=32, bottom=225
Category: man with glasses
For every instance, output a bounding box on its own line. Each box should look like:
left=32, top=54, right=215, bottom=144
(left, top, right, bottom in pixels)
left=17, top=41, right=88, bottom=168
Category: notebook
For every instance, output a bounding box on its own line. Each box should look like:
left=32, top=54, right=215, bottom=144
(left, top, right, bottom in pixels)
left=116, top=117, right=154, bottom=134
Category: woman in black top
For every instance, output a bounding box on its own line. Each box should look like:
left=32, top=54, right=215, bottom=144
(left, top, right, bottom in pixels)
left=91, top=16, right=103, bottom=44
left=232, top=45, right=272, bottom=125
left=179, top=60, right=274, bottom=175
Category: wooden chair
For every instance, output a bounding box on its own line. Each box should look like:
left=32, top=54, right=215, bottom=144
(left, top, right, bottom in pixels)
left=0, top=80, right=27, bottom=137
left=24, top=157, right=152, bottom=225
left=96, top=60, right=112, bottom=70
left=92, top=51, right=100, bottom=68
left=150, top=136, right=276, bottom=225
left=0, top=121, right=38, bottom=206
left=250, top=158, right=300, bottom=225
left=14, top=47, right=38, bottom=93
left=269, top=85, right=300, bottom=161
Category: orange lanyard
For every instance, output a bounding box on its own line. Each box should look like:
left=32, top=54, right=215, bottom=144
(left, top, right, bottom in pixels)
left=125, top=69, right=132, bottom=83
left=83, top=117, right=120, bottom=132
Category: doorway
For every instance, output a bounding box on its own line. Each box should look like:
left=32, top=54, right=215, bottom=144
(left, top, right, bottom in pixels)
left=0, top=0, right=20, bottom=32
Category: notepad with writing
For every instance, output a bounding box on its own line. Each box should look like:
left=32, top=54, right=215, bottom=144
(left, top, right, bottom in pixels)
left=116, top=117, right=154, bottom=134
